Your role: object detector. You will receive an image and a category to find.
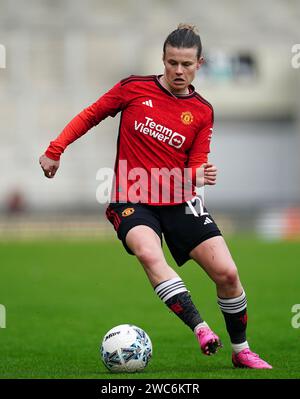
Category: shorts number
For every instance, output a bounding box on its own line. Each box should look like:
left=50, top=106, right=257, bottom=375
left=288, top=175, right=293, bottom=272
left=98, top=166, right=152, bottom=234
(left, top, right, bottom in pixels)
left=186, top=196, right=209, bottom=217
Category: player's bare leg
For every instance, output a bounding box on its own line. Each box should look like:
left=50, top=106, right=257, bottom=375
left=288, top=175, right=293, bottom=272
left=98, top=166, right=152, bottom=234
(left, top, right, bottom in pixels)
left=190, top=236, right=272, bottom=368
left=126, top=225, right=177, bottom=287
left=126, top=225, right=220, bottom=356
left=190, top=236, right=242, bottom=298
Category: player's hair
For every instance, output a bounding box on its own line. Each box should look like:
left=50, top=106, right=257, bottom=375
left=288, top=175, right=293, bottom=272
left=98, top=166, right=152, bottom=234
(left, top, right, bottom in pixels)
left=163, top=23, right=202, bottom=59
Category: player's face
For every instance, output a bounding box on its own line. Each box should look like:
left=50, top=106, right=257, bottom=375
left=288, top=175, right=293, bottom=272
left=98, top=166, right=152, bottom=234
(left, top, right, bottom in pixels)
left=162, top=45, right=203, bottom=94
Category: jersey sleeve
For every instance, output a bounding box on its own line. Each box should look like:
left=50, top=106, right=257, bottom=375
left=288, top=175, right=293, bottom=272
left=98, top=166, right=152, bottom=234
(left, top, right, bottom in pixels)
left=187, top=107, right=213, bottom=185
left=45, top=81, right=125, bottom=161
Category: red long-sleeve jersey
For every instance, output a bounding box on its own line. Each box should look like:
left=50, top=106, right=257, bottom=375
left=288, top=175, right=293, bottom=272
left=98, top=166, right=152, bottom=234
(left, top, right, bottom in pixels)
left=45, top=75, right=213, bottom=205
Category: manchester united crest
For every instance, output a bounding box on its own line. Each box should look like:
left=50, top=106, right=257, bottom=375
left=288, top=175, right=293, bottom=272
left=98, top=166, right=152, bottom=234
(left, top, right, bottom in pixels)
left=122, top=207, right=135, bottom=217
left=181, top=111, right=194, bottom=125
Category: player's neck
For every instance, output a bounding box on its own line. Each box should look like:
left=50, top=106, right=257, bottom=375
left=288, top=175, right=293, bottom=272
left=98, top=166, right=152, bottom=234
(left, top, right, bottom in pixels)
left=159, top=75, right=189, bottom=96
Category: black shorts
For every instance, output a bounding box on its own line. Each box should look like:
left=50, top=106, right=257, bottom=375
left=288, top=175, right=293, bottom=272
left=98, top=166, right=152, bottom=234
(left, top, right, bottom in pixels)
left=106, top=197, right=222, bottom=266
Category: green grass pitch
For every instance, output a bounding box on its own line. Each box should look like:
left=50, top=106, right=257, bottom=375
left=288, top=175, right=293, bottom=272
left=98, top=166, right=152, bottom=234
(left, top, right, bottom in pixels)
left=0, top=236, right=299, bottom=379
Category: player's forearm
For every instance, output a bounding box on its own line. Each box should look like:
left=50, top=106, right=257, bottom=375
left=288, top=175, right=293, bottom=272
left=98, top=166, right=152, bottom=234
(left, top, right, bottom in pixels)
left=45, top=110, right=94, bottom=161
left=193, top=165, right=206, bottom=187
left=44, top=82, right=124, bottom=161
left=188, top=152, right=208, bottom=187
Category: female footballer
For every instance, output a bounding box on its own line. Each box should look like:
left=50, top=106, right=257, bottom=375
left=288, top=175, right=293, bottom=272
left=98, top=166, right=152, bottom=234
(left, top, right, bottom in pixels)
left=39, top=24, right=272, bottom=369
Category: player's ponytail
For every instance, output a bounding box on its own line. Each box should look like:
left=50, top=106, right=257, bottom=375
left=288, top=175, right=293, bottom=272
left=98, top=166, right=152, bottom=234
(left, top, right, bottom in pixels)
left=163, top=23, right=202, bottom=59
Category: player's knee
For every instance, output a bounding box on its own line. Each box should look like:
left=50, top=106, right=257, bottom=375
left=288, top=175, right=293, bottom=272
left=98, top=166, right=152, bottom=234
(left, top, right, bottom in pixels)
left=134, top=246, right=162, bottom=268
left=218, top=267, right=239, bottom=288
left=225, top=268, right=239, bottom=286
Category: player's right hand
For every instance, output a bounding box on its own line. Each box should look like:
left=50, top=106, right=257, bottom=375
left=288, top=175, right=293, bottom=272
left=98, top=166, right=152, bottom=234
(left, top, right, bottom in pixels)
left=39, top=154, right=60, bottom=179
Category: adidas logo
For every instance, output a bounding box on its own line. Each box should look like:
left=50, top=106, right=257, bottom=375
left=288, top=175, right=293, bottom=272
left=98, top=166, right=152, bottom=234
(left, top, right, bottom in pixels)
left=142, top=99, right=153, bottom=108
left=204, top=217, right=213, bottom=225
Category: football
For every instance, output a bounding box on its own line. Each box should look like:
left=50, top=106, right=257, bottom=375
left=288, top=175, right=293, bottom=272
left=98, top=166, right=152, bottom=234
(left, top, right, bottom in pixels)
left=100, top=324, right=152, bottom=373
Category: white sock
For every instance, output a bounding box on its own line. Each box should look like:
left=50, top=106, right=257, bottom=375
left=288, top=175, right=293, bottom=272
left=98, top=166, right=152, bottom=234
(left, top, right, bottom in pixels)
left=231, top=341, right=249, bottom=354
left=194, top=321, right=209, bottom=334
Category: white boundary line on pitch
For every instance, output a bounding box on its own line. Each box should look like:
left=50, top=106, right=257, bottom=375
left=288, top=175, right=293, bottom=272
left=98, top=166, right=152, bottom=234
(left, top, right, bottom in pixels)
left=0, top=304, right=6, bottom=328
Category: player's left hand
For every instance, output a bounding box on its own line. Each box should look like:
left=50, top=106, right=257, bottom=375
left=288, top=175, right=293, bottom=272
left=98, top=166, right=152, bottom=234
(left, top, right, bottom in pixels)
left=203, top=163, right=217, bottom=185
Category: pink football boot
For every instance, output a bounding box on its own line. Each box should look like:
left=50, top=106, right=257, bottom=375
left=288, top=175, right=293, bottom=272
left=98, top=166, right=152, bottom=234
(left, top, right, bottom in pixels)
left=196, top=327, right=222, bottom=356
left=232, top=349, right=272, bottom=369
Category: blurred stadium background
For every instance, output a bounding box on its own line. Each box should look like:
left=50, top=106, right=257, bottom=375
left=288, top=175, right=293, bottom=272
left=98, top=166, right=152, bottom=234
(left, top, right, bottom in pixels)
left=0, top=0, right=300, bottom=241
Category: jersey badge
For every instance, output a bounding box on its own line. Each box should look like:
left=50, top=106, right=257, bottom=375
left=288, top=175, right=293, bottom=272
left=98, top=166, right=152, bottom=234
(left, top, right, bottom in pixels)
left=181, top=111, right=194, bottom=125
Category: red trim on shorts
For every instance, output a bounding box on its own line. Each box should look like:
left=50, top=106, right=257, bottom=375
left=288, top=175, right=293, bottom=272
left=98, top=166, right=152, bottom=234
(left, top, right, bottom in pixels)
left=106, top=207, right=121, bottom=231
